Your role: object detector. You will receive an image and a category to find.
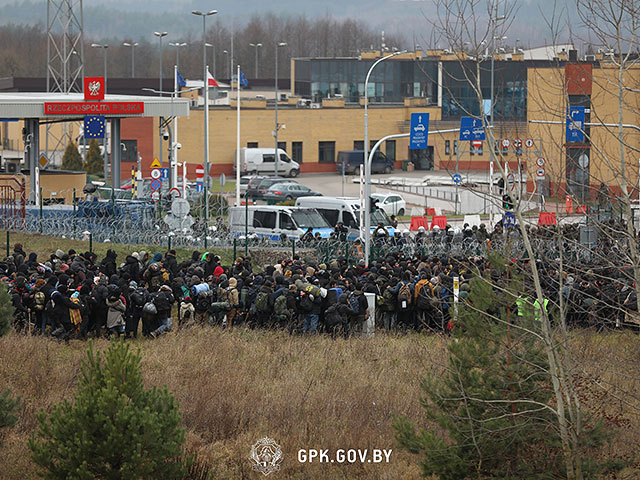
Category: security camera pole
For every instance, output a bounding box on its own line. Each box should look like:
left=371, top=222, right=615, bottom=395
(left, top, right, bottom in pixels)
left=274, top=42, right=287, bottom=176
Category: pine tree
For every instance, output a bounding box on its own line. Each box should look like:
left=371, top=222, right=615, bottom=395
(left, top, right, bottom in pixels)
left=28, top=340, right=186, bottom=480
left=0, top=388, right=21, bottom=446
left=394, top=256, right=613, bottom=479
left=0, top=283, right=13, bottom=337
left=84, top=138, right=104, bottom=176
left=61, top=141, right=84, bottom=171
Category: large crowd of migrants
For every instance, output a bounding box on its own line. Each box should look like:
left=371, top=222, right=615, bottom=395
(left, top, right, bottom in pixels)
left=2, top=218, right=638, bottom=341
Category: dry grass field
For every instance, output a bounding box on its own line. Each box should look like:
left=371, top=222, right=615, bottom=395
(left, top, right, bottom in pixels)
left=1, top=327, right=640, bottom=479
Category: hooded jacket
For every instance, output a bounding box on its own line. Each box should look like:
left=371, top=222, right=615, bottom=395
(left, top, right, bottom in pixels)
left=106, top=296, right=126, bottom=328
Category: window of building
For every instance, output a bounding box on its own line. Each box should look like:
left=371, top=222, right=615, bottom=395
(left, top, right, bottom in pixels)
left=453, top=140, right=458, bottom=155
left=370, top=140, right=378, bottom=150
left=318, top=141, right=335, bottom=163
left=385, top=140, right=396, bottom=162
left=253, top=210, right=276, bottom=229
left=277, top=141, right=286, bottom=151
left=354, top=140, right=364, bottom=150
left=470, top=142, right=475, bottom=156
left=247, top=142, right=258, bottom=148
left=445, top=140, right=451, bottom=155
left=292, top=142, right=303, bottom=163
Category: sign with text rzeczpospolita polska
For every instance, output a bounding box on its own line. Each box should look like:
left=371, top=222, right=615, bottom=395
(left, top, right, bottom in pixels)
left=44, top=102, right=144, bottom=115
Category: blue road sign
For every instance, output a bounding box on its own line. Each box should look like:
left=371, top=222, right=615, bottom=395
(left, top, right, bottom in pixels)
left=409, top=112, right=429, bottom=150
left=196, top=181, right=203, bottom=193
left=452, top=173, right=462, bottom=184
left=566, top=106, right=585, bottom=143
left=459, top=116, right=486, bottom=141
left=160, top=168, right=169, bottom=181
left=503, top=212, right=516, bottom=227
left=150, top=179, right=161, bottom=191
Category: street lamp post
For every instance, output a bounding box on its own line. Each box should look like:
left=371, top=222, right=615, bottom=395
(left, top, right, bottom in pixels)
left=223, top=50, right=229, bottom=78
left=169, top=42, right=187, bottom=70
left=205, top=43, right=216, bottom=78
left=154, top=32, right=168, bottom=171
left=274, top=42, right=287, bottom=176
left=249, top=42, right=262, bottom=78
left=122, top=42, right=138, bottom=78
left=192, top=9, right=218, bottom=231
left=91, top=43, right=108, bottom=92
left=363, top=50, right=406, bottom=264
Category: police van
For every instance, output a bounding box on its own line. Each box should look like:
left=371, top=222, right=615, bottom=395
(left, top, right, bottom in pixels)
left=295, top=196, right=395, bottom=240
left=228, top=205, right=333, bottom=240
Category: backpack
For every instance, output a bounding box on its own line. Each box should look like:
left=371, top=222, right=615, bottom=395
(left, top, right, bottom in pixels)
left=34, top=291, right=46, bottom=311
left=151, top=273, right=163, bottom=289
left=300, top=292, right=315, bottom=312
left=131, top=288, right=147, bottom=307
left=143, top=301, right=157, bottom=315
left=196, top=290, right=212, bottom=312
left=153, top=291, right=172, bottom=311
left=381, top=287, right=396, bottom=312
left=161, top=268, right=170, bottom=283
left=416, top=282, right=435, bottom=310
left=347, top=292, right=361, bottom=315
left=274, top=294, right=289, bottom=317
left=397, top=282, right=412, bottom=310
left=324, top=304, right=344, bottom=328
left=256, top=291, right=270, bottom=313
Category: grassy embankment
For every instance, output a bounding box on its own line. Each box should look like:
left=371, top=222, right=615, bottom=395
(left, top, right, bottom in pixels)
left=1, top=328, right=640, bottom=479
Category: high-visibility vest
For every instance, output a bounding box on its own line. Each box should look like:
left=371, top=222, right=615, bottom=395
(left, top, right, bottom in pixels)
left=534, top=298, right=549, bottom=322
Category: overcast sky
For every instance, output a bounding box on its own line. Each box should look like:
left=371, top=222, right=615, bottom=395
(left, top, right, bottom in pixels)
left=0, top=0, right=580, bottom=48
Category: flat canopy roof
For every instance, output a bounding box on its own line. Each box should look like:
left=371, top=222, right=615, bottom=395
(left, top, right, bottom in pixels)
left=0, top=92, right=190, bottom=119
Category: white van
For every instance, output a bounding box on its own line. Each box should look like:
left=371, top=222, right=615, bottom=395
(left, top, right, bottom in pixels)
left=234, top=148, right=300, bottom=177
left=228, top=205, right=333, bottom=240
left=295, top=196, right=394, bottom=240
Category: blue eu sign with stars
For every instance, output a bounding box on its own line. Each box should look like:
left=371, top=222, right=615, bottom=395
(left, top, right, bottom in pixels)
left=84, top=115, right=105, bottom=139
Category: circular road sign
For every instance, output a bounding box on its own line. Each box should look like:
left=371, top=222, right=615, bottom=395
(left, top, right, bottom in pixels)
left=195, top=165, right=204, bottom=179
left=171, top=198, right=190, bottom=218
left=536, top=167, right=546, bottom=177
left=452, top=173, right=462, bottom=184
left=501, top=138, right=510, bottom=148
left=525, top=138, right=535, bottom=148
left=168, top=187, right=182, bottom=198
left=578, top=153, right=589, bottom=169
left=150, top=179, right=162, bottom=191
left=536, top=157, right=546, bottom=167
left=513, top=138, right=522, bottom=148
left=151, top=191, right=160, bottom=202
left=150, top=168, right=161, bottom=179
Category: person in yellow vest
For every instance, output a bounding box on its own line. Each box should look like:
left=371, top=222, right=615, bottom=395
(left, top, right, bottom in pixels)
left=534, top=297, right=550, bottom=323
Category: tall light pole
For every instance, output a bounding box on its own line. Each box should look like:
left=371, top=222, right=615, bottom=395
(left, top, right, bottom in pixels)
left=223, top=49, right=229, bottom=78
left=249, top=42, right=262, bottom=78
left=91, top=43, right=108, bottom=92
left=169, top=42, right=187, bottom=70
left=154, top=32, right=168, bottom=96
left=123, top=42, right=138, bottom=78
left=205, top=43, right=216, bottom=78
left=274, top=42, right=287, bottom=176
left=363, top=50, right=406, bottom=263
left=192, top=9, right=218, bottom=230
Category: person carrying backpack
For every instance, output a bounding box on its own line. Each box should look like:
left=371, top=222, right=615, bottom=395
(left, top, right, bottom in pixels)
left=254, top=280, right=274, bottom=328
left=127, top=282, right=149, bottom=338
left=106, top=292, right=126, bottom=338
left=393, top=272, right=414, bottom=328
left=345, top=285, right=369, bottom=336
left=150, top=285, right=175, bottom=338
left=379, top=281, right=397, bottom=331
left=193, top=283, right=213, bottom=325
left=224, top=277, right=240, bottom=328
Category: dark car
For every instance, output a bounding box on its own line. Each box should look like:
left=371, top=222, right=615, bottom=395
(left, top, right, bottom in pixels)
left=263, top=183, right=322, bottom=201
left=245, top=176, right=268, bottom=198
left=254, top=177, right=298, bottom=199
left=336, top=150, right=394, bottom=175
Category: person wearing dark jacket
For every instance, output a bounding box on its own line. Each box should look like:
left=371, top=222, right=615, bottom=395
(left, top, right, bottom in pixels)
left=164, top=250, right=178, bottom=277
left=100, top=249, right=117, bottom=277
left=50, top=284, right=81, bottom=343
left=120, top=254, right=141, bottom=282
left=150, top=285, right=175, bottom=338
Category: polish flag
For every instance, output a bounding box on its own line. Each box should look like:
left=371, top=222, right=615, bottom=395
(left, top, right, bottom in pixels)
left=207, top=69, right=219, bottom=87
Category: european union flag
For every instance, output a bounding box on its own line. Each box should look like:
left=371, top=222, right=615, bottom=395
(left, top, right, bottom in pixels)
left=84, top=115, right=105, bottom=138
left=176, top=70, right=187, bottom=88
left=239, top=70, right=248, bottom=87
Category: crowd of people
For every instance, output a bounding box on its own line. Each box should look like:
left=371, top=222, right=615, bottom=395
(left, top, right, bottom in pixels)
left=2, top=219, right=638, bottom=342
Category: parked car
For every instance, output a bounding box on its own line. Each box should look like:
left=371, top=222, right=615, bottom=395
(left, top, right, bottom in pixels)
left=245, top=176, right=268, bottom=198
left=234, top=148, right=300, bottom=177
left=264, top=183, right=322, bottom=201
left=254, top=177, right=298, bottom=199
left=336, top=150, right=394, bottom=175
left=371, top=193, right=407, bottom=216
left=239, top=175, right=258, bottom=197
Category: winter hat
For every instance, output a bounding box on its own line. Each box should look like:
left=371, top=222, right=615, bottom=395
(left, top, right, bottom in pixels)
left=131, top=252, right=139, bottom=260
left=129, top=280, right=137, bottom=288
left=55, top=249, right=65, bottom=259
